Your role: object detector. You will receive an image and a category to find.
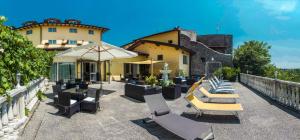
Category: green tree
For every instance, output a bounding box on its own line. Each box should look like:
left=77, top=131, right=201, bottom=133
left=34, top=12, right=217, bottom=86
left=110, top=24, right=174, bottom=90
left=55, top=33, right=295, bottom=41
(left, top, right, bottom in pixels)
left=0, top=16, right=53, bottom=95
left=233, top=40, right=271, bottom=75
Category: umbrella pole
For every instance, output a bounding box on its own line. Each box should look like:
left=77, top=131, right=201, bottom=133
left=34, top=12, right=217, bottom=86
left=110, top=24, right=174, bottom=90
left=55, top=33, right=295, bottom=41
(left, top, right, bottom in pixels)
left=151, top=58, right=153, bottom=76
left=98, top=46, right=102, bottom=90
left=69, top=64, right=72, bottom=81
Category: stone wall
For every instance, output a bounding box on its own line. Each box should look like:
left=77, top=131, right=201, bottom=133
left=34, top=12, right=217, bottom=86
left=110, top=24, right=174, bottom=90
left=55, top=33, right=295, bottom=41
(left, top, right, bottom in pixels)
left=197, top=34, right=233, bottom=54
left=180, top=34, right=233, bottom=76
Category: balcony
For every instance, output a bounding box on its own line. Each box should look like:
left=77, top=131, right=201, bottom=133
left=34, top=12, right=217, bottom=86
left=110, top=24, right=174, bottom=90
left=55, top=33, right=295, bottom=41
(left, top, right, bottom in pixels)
left=13, top=78, right=300, bottom=140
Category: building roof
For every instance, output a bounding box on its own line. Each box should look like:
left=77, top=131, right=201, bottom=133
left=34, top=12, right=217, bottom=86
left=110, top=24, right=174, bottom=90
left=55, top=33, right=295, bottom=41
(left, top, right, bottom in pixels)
left=126, top=40, right=195, bottom=54
left=121, top=27, right=181, bottom=48
left=14, top=18, right=109, bottom=32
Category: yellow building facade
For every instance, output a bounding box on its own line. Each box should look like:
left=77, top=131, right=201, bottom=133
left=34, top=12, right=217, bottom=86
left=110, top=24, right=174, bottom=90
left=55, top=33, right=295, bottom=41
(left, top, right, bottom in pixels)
left=16, top=19, right=106, bottom=50
left=15, top=18, right=109, bottom=82
left=15, top=19, right=194, bottom=82
left=110, top=29, right=193, bottom=80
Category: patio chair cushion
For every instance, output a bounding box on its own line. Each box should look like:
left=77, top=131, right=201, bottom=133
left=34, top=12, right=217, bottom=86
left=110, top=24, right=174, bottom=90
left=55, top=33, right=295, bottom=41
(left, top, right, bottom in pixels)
left=83, top=97, right=95, bottom=102
left=70, top=99, right=77, bottom=105
left=154, top=109, right=170, bottom=116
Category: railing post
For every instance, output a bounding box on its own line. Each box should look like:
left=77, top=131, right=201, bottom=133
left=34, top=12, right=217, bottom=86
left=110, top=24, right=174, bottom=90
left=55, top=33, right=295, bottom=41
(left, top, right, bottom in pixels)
left=7, top=101, right=14, bottom=123
left=1, top=102, right=9, bottom=137
left=0, top=104, right=4, bottom=137
left=19, top=92, right=25, bottom=119
left=13, top=97, right=19, bottom=121
left=273, top=79, right=277, bottom=100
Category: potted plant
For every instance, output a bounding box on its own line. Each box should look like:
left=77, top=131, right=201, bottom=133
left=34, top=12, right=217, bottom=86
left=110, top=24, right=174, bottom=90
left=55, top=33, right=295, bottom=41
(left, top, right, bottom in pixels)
left=178, top=69, right=186, bottom=79
left=125, top=75, right=160, bottom=102
left=145, top=75, right=158, bottom=87
left=160, top=63, right=181, bottom=99
left=161, top=80, right=181, bottom=99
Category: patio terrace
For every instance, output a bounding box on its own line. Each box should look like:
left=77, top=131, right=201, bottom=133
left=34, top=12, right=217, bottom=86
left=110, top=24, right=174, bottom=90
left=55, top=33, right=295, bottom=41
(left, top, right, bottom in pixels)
left=18, top=81, right=300, bottom=140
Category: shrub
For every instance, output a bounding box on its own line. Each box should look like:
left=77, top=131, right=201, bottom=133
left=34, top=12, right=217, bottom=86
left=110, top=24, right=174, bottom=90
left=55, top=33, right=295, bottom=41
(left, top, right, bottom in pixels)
left=160, top=80, right=174, bottom=87
left=178, top=69, right=186, bottom=77
left=0, top=16, right=54, bottom=95
left=145, top=75, right=158, bottom=87
left=36, top=90, right=46, bottom=101
left=214, top=67, right=239, bottom=82
left=25, top=107, right=30, bottom=116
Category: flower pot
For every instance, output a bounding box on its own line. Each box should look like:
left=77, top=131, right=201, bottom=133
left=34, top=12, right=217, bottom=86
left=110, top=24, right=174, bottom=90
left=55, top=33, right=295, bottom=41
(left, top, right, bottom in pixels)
left=162, top=84, right=181, bottom=99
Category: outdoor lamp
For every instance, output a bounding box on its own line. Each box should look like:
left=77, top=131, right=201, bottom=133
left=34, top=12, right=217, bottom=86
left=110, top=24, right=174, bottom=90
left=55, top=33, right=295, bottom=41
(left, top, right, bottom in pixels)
left=16, top=72, right=21, bottom=88
left=275, top=71, right=278, bottom=79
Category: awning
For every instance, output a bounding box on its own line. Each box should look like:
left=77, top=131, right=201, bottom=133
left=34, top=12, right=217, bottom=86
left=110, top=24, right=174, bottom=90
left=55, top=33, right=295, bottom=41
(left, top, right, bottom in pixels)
left=127, top=60, right=163, bottom=64
left=126, top=59, right=163, bottom=76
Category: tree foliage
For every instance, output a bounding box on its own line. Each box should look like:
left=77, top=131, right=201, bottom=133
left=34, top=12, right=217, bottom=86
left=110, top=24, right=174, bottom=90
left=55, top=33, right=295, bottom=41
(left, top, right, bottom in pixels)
left=0, top=16, right=54, bottom=95
left=214, top=67, right=240, bottom=82
left=233, top=40, right=300, bottom=82
left=233, top=40, right=271, bottom=75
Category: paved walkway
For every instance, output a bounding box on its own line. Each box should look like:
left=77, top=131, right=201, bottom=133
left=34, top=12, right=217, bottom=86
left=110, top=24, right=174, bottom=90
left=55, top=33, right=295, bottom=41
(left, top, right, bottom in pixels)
left=18, top=82, right=300, bottom=140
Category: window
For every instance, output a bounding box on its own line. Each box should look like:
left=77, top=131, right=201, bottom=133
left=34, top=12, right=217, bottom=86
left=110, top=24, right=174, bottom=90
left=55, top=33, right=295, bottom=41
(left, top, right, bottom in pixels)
left=69, top=40, right=77, bottom=45
left=48, top=40, right=57, bottom=44
left=183, top=55, right=188, bottom=64
left=157, top=55, right=163, bottom=60
left=88, top=30, right=94, bottom=35
left=48, top=28, right=56, bottom=32
left=26, top=30, right=32, bottom=35
left=69, top=28, right=77, bottom=33
left=168, top=40, right=173, bottom=43
left=200, top=57, right=206, bottom=63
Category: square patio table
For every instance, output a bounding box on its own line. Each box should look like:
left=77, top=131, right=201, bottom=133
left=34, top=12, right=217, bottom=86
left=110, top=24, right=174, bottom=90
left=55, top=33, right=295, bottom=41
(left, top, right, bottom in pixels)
left=63, top=88, right=88, bottom=101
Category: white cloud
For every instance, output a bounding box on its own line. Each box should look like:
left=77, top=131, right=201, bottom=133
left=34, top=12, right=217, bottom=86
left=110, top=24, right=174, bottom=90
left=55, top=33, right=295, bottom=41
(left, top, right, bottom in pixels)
left=255, top=0, right=297, bottom=20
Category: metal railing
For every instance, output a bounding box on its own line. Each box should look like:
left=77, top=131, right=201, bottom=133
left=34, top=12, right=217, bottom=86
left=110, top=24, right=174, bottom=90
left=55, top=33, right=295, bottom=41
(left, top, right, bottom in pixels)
left=0, top=78, right=47, bottom=139
left=240, top=73, right=300, bottom=112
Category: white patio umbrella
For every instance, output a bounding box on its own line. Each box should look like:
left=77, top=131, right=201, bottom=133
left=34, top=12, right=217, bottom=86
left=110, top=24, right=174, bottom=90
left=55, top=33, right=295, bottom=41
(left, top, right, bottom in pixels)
left=55, top=42, right=138, bottom=89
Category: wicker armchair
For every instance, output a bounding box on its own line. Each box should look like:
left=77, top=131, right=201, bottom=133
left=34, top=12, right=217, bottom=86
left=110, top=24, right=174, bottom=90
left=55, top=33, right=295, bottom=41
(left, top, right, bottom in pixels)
left=57, top=92, right=81, bottom=118
left=52, top=85, right=62, bottom=105
left=79, top=82, right=88, bottom=89
left=80, top=89, right=100, bottom=113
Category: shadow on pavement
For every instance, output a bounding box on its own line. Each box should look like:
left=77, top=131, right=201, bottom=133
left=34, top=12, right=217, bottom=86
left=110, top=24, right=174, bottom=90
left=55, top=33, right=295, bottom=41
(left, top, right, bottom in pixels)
left=181, top=112, right=241, bottom=124
left=131, top=119, right=183, bottom=140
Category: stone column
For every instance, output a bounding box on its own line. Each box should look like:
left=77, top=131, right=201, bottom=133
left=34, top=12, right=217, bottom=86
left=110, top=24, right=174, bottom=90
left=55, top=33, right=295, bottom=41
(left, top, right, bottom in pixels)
left=1, top=102, right=9, bottom=137
left=0, top=104, right=4, bottom=137
left=7, top=101, right=14, bottom=123
left=19, top=93, right=25, bottom=119
left=13, top=97, right=20, bottom=121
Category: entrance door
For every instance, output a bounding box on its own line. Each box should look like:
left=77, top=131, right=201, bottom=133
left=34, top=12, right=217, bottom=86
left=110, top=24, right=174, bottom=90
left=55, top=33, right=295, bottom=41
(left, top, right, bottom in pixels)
left=90, top=62, right=97, bottom=82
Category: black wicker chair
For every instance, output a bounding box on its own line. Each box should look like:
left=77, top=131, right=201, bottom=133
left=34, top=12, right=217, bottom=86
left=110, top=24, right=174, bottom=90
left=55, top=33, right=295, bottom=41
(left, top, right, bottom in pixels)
left=56, top=79, right=64, bottom=86
left=79, top=82, right=88, bottom=89
left=124, top=83, right=161, bottom=102
left=57, top=92, right=81, bottom=118
left=52, top=85, right=62, bottom=105
left=80, top=89, right=100, bottom=113
left=75, top=78, right=82, bottom=84
left=66, top=82, right=76, bottom=89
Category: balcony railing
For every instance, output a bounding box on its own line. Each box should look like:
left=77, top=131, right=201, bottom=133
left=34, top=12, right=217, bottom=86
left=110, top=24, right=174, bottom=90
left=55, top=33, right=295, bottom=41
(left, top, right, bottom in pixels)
left=0, top=78, right=47, bottom=139
left=240, top=73, right=300, bottom=112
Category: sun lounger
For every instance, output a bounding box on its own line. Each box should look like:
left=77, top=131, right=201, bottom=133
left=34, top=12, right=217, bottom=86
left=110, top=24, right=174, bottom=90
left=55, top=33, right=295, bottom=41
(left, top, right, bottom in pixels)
left=208, top=79, right=235, bottom=93
left=144, top=94, right=214, bottom=140
left=210, top=78, right=233, bottom=88
left=213, top=76, right=232, bottom=86
left=185, top=91, right=243, bottom=117
left=197, top=87, right=239, bottom=102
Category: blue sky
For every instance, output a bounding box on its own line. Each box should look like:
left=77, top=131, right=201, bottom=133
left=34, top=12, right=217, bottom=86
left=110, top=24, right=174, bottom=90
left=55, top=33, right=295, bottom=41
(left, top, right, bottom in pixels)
left=1, top=0, right=299, bottom=68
